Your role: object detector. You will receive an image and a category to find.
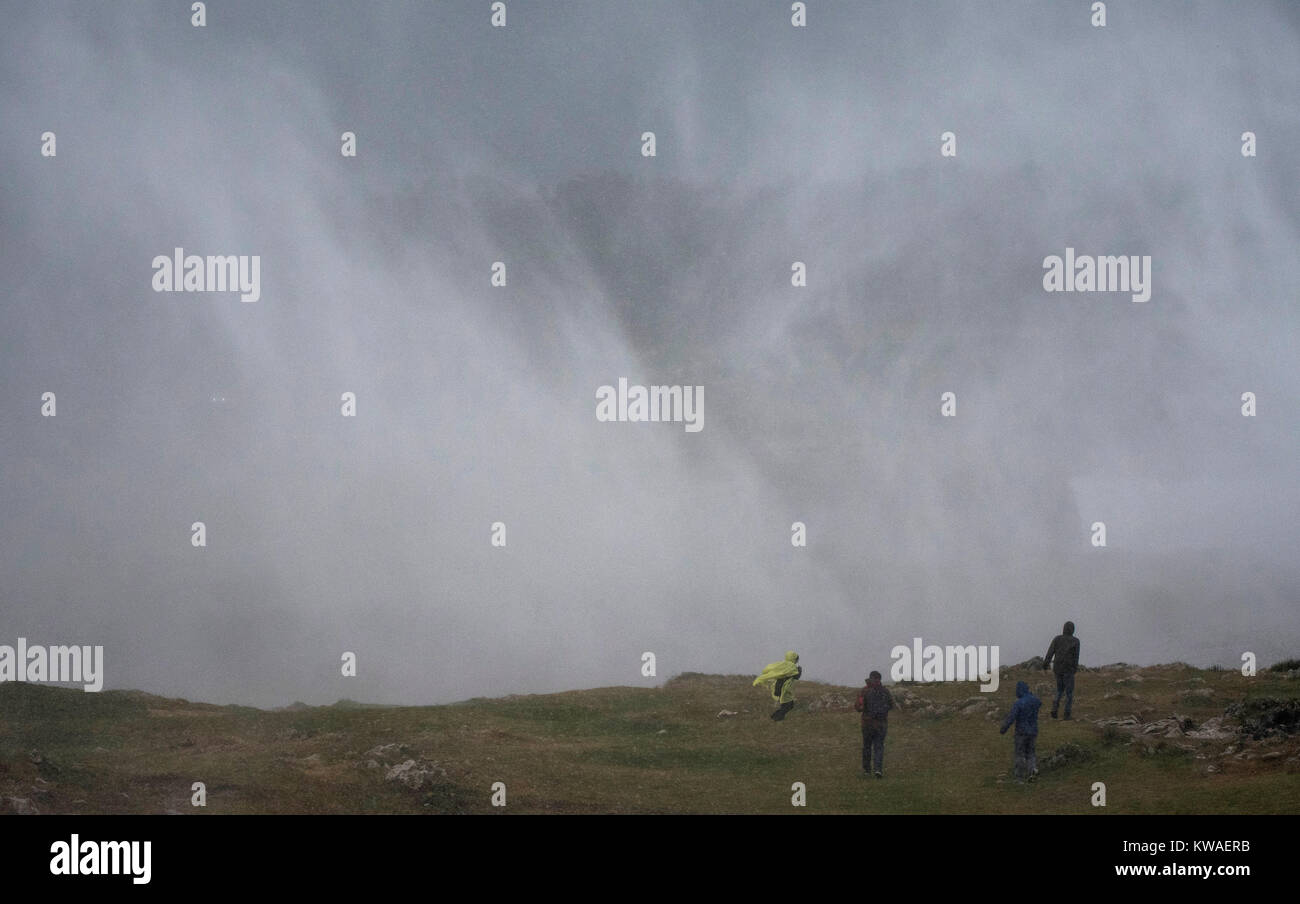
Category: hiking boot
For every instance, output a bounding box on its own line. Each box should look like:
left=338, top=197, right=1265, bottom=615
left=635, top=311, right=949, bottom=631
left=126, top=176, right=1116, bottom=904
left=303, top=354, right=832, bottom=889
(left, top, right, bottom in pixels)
left=1063, top=713, right=1073, bottom=721
left=1028, top=770, right=1039, bottom=783
left=874, top=771, right=883, bottom=779
left=1050, top=709, right=1058, bottom=719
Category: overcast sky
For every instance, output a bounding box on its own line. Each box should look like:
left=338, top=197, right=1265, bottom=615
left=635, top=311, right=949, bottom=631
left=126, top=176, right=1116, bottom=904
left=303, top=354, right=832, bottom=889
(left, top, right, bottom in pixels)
left=2, top=1, right=1298, bottom=707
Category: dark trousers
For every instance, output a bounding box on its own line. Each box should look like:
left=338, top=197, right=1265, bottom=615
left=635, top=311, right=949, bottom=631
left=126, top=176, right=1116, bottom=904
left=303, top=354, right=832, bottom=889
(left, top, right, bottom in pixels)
left=862, top=722, right=887, bottom=773
left=1013, top=733, right=1037, bottom=779
left=771, top=701, right=795, bottom=721
left=1052, top=671, right=1075, bottom=716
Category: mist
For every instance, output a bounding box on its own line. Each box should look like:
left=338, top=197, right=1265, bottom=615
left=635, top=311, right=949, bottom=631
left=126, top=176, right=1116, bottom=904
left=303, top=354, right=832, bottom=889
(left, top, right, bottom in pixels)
left=2, top=1, right=1298, bottom=707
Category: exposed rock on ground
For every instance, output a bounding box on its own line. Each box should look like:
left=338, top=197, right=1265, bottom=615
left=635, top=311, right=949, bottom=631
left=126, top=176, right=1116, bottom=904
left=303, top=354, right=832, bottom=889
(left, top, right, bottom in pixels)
left=805, top=693, right=853, bottom=713
left=1225, top=698, right=1300, bottom=740
left=384, top=759, right=448, bottom=790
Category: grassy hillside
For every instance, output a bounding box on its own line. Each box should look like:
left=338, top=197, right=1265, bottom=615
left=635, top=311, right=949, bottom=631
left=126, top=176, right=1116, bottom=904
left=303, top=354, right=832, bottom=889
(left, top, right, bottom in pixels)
left=2, top=663, right=1298, bottom=814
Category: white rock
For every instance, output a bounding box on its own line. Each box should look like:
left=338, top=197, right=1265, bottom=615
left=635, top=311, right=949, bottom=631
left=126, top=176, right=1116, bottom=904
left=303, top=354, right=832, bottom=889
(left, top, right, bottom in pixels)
left=384, top=759, right=446, bottom=790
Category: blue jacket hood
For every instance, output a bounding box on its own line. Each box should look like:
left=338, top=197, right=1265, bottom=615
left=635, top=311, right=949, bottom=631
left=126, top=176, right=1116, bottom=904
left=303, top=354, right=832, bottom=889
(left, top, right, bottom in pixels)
left=1002, top=682, right=1041, bottom=735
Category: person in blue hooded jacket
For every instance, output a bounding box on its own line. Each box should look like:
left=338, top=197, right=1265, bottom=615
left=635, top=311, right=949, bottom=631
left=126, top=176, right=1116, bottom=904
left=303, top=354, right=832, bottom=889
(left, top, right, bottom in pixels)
left=999, top=680, right=1041, bottom=782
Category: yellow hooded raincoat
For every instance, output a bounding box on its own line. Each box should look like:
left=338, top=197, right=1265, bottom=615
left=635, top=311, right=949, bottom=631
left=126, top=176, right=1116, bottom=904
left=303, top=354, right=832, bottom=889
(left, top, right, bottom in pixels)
left=753, top=651, right=801, bottom=703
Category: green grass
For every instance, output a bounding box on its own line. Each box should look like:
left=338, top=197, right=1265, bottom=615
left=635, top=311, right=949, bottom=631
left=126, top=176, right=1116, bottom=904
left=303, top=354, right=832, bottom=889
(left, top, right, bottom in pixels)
left=2, top=665, right=1298, bottom=814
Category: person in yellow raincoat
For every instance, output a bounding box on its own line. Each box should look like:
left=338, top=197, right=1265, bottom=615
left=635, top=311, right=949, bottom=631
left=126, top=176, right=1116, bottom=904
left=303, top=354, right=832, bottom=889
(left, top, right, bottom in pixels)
left=753, top=651, right=802, bottom=720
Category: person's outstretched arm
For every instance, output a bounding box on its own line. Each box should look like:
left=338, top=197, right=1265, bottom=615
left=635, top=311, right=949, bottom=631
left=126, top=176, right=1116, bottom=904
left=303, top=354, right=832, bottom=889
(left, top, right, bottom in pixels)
left=1042, top=638, right=1057, bottom=669
left=1000, top=701, right=1018, bottom=734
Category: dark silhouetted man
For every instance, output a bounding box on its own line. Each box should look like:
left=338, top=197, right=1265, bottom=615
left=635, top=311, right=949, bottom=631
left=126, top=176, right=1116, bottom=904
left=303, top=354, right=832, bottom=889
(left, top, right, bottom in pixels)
left=1042, top=620, right=1080, bottom=719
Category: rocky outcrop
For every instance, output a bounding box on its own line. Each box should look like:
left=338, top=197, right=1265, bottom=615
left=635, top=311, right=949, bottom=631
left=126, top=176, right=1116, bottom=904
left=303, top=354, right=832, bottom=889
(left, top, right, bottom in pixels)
left=1225, top=698, right=1300, bottom=740
left=4, top=797, right=39, bottom=815
left=384, top=759, right=448, bottom=790
left=359, top=742, right=450, bottom=791
left=805, top=693, right=853, bottom=713
left=1185, top=716, right=1234, bottom=741
left=1040, top=742, right=1093, bottom=771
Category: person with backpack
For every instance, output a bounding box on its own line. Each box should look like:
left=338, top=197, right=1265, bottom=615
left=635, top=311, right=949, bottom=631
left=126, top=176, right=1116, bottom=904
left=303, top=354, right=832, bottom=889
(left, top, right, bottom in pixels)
left=1041, top=620, right=1081, bottom=719
left=854, top=670, right=895, bottom=778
